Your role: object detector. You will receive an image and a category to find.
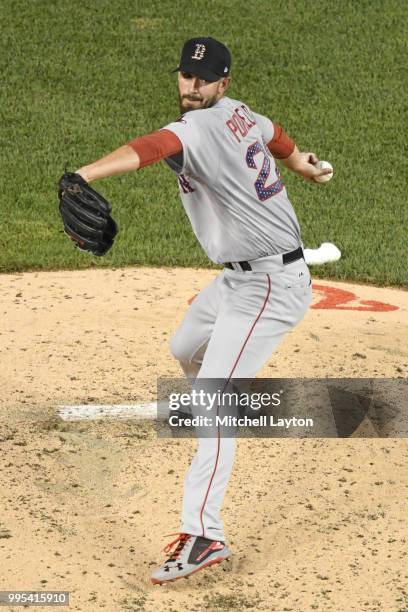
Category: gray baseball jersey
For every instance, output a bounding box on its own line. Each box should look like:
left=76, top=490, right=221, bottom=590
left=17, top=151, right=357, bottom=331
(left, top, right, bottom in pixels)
left=163, top=96, right=301, bottom=263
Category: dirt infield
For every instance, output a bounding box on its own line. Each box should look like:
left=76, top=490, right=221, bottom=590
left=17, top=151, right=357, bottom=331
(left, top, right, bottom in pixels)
left=0, top=267, right=407, bottom=611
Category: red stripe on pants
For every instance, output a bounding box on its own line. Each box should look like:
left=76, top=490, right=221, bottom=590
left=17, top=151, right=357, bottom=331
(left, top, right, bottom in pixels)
left=199, top=274, right=272, bottom=537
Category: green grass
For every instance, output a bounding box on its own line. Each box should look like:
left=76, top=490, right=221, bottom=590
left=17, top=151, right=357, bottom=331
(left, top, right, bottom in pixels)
left=0, top=0, right=407, bottom=285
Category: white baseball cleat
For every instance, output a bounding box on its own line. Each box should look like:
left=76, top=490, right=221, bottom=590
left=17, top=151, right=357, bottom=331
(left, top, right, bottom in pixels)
left=151, top=532, right=231, bottom=584
left=304, top=242, right=341, bottom=266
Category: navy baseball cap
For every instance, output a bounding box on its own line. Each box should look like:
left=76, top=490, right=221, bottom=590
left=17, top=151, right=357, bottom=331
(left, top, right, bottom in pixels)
left=172, top=37, right=231, bottom=82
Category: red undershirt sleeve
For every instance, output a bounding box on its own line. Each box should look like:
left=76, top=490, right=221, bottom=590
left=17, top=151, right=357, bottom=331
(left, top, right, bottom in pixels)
left=128, top=123, right=294, bottom=166
left=267, top=123, right=296, bottom=159
left=127, top=129, right=183, bottom=168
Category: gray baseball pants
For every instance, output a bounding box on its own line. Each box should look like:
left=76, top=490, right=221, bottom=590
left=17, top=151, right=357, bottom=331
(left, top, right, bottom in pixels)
left=170, top=255, right=312, bottom=541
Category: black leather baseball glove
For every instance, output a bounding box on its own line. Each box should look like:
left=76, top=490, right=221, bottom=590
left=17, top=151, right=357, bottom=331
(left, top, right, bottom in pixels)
left=58, top=172, right=118, bottom=256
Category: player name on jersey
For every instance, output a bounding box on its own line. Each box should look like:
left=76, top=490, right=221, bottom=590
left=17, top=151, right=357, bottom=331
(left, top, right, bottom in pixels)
left=226, top=104, right=256, bottom=143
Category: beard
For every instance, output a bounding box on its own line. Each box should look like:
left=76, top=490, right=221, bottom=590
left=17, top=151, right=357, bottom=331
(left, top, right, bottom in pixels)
left=178, top=93, right=219, bottom=113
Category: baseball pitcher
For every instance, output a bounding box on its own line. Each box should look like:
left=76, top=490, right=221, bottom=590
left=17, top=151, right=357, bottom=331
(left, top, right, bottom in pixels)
left=58, top=37, right=333, bottom=584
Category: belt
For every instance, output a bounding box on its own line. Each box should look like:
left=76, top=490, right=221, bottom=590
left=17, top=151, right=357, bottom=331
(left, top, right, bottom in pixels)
left=225, top=246, right=304, bottom=272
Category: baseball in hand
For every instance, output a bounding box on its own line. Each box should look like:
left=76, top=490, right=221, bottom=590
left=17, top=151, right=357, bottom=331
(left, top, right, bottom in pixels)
left=314, top=160, right=333, bottom=183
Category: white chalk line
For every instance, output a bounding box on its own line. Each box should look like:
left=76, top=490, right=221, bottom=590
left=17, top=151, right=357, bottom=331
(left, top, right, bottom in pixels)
left=58, top=401, right=170, bottom=421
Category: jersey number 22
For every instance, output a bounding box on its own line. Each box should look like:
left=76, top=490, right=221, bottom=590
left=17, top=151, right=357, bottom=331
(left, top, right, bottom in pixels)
left=246, top=140, right=283, bottom=202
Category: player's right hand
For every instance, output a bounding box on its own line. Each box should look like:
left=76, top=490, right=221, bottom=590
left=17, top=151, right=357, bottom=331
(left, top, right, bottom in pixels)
left=295, top=152, right=333, bottom=182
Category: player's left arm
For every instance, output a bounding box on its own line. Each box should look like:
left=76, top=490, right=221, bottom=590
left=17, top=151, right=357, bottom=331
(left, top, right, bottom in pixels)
left=76, top=145, right=141, bottom=183
left=75, top=130, right=182, bottom=183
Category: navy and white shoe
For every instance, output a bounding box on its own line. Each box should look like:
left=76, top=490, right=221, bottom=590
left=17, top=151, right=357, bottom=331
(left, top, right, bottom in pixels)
left=151, top=532, right=231, bottom=584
